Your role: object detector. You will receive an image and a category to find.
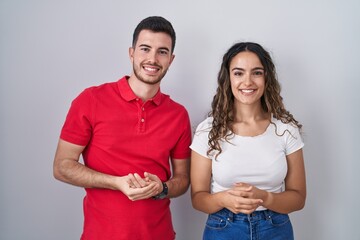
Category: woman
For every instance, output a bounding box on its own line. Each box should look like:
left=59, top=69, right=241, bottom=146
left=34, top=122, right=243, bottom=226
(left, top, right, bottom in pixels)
left=190, top=42, right=306, bottom=240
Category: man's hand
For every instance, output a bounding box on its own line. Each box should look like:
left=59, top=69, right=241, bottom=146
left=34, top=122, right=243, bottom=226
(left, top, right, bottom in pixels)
left=117, top=172, right=163, bottom=201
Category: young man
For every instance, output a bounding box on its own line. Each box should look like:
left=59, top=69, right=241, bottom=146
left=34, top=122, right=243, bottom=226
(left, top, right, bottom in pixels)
left=53, top=16, right=192, bottom=240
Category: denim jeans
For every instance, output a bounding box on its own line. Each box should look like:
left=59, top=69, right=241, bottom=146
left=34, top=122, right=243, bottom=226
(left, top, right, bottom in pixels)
left=203, top=208, right=294, bottom=240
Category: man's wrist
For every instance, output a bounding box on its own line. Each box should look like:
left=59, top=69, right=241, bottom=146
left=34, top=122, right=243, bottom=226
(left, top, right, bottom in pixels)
left=152, top=182, right=168, bottom=200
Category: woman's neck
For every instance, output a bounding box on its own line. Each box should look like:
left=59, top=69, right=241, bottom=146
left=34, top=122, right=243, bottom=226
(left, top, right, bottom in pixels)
left=233, top=103, right=269, bottom=123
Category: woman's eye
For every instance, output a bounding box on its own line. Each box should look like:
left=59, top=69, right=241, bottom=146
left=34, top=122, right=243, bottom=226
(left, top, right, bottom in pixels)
left=253, top=71, right=264, bottom=76
left=234, top=71, right=243, bottom=76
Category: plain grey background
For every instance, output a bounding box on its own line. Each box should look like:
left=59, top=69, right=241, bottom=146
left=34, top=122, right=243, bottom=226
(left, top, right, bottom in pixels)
left=1, top=0, right=359, bottom=239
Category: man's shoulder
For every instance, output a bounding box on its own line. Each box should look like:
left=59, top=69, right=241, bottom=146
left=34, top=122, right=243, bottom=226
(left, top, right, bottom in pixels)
left=163, top=95, right=188, bottom=112
left=81, top=80, right=119, bottom=97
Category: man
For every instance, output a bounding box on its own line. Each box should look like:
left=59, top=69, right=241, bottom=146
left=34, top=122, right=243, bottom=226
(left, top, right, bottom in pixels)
left=53, top=16, right=192, bottom=240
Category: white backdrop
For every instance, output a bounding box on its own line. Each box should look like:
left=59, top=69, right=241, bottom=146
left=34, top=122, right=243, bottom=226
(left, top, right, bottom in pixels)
left=1, top=1, right=359, bottom=239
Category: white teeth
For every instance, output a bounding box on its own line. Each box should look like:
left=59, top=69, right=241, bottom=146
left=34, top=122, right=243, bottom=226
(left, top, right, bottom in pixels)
left=241, top=89, right=254, bottom=93
left=144, top=67, right=158, bottom=72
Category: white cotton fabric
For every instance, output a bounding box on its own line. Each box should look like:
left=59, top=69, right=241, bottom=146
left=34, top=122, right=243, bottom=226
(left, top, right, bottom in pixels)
left=190, top=116, right=304, bottom=210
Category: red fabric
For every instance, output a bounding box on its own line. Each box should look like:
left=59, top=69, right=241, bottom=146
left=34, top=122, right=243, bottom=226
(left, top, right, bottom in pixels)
left=60, top=76, right=191, bottom=240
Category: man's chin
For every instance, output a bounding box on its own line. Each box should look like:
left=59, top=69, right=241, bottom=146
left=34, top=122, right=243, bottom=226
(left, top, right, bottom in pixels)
left=136, top=73, right=165, bottom=85
left=140, top=77, right=162, bottom=85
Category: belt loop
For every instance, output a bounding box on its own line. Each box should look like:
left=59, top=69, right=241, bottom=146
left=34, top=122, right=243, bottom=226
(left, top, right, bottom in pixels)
left=263, top=209, right=272, bottom=220
left=226, top=210, right=234, bottom=222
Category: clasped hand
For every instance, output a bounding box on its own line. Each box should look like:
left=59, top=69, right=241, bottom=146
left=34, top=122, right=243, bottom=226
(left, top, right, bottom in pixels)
left=117, top=172, right=163, bottom=201
left=224, top=182, right=265, bottom=214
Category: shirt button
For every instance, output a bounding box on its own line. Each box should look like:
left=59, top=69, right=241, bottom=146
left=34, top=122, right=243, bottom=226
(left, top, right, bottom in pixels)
left=142, top=107, right=145, bottom=111
left=141, top=118, right=145, bottom=122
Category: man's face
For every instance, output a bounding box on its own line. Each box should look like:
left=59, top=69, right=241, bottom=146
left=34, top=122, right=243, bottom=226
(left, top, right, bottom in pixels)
left=129, top=30, right=175, bottom=85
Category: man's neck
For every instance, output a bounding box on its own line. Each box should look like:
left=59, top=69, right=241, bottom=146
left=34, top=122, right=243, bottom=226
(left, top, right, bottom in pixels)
left=127, top=76, right=160, bottom=101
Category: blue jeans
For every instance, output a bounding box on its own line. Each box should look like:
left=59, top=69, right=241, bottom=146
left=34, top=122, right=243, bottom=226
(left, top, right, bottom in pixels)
left=203, top=208, right=294, bottom=240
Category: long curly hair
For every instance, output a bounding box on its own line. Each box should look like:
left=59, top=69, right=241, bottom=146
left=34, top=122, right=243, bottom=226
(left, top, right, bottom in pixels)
left=208, top=42, right=302, bottom=158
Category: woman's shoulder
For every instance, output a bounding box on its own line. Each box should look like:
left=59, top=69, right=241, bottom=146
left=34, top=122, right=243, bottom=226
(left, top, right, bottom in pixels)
left=271, top=115, right=301, bottom=135
left=194, top=117, right=213, bottom=133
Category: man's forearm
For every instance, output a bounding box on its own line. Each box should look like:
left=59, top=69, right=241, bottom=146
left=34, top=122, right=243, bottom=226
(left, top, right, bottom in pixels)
left=53, top=158, right=117, bottom=190
left=166, top=173, right=190, bottom=198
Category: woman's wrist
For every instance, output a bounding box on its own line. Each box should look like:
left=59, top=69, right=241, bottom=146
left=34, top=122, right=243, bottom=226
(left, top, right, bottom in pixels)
left=262, top=191, right=273, bottom=207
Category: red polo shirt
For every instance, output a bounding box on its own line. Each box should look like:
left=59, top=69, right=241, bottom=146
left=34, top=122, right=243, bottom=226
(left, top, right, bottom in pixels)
left=60, top=76, right=192, bottom=240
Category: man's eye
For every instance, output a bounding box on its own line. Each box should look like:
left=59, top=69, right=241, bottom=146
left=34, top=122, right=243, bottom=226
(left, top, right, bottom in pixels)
left=159, top=50, right=168, bottom=55
left=141, top=48, right=150, bottom=52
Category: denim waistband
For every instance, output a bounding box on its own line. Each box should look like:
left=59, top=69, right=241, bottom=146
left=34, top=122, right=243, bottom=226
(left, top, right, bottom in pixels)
left=212, top=208, right=281, bottom=222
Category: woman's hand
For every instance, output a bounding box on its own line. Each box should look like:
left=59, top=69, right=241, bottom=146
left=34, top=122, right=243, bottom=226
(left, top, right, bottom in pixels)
left=225, top=183, right=265, bottom=214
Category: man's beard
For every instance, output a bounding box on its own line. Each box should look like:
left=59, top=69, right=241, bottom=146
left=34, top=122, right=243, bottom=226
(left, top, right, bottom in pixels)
left=133, top=62, right=168, bottom=85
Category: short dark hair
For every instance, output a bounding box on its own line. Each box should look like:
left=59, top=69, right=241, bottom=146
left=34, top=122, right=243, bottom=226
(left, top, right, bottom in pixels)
left=132, top=16, right=176, bottom=53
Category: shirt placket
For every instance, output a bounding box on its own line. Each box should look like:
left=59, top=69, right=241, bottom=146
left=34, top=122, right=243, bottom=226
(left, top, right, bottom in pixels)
left=136, top=98, right=148, bottom=133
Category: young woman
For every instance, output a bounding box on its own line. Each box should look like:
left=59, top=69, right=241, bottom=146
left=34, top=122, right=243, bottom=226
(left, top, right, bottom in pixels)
left=190, top=42, right=306, bottom=240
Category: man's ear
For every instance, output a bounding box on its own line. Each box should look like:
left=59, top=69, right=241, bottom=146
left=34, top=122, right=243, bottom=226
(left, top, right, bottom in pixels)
left=129, top=47, right=134, bottom=61
left=169, top=54, right=175, bottom=65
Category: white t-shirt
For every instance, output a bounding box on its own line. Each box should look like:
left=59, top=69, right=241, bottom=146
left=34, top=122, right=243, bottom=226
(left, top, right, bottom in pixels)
left=190, top=116, right=304, bottom=206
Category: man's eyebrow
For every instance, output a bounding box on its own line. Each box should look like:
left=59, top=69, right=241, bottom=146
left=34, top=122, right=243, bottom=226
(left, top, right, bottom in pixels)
left=158, top=47, right=170, bottom=52
left=139, top=44, right=151, bottom=48
left=138, top=44, right=170, bottom=52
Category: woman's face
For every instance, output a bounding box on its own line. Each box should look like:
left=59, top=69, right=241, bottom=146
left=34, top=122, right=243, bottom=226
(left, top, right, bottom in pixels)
left=229, top=51, right=265, bottom=107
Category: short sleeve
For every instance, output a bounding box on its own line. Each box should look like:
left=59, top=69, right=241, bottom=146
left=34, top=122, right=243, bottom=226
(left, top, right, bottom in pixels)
left=60, top=88, right=94, bottom=146
left=285, top=124, right=304, bottom=155
left=170, top=109, right=192, bottom=159
left=190, top=118, right=213, bottom=158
